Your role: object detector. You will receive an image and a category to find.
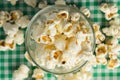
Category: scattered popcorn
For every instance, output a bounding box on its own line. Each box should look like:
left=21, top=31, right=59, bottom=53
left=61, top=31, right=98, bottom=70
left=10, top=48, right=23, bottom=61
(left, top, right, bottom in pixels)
left=14, top=30, right=24, bottom=45
left=13, top=64, right=30, bottom=80
left=0, top=11, right=11, bottom=21
left=15, top=16, right=30, bottom=28
left=38, top=1, right=47, bottom=9
left=7, top=0, right=18, bottom=5
left=3, top=22, right=19, bottom=37
left=55, top=0, right=66, bottom=5
left=10, top=10, right=23, bottom=21
left=95, top=31, right=105, bottom=44
left=24, top=51, right=36, bottom=66
left=32, top=68, right=44, bottom=80
left=108, top=59, right=120, bottom=69
left=80, top=7, right=91, bottom=18
left=24, top=0, right=37, bottom=8
left=95, top=43, right=108, bottom=58
left=99, top=3, right=119, bottom=20
left=99, top=3, right=109, bottom=13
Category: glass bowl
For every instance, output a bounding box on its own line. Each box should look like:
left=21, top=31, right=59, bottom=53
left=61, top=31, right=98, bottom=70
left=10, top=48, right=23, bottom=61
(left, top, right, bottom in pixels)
left=25, top=5, right=95, bottom=74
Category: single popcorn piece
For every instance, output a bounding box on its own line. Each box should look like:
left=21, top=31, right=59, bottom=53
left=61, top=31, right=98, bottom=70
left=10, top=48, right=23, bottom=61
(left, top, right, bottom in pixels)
left=95, top=43, right=108, bottom=58
left=57, top=10, right=69, bottom=20
left=105, top=12, right=118, bottom=20
left=63, top=22, right=74, bottom=37
left=92, top=23, right=100, bottom=32
left=71, top=13, right=80, bottom=22
left=39, top=34, right=53, bottom=44
left=24, top=0, right=37, bottom=8
left=24, top=51, right=36, bottom=66
left=99, top=3, right=110, bottom=13
left=14, top=30, right=24, bottom=45
left=99, top=3, right=119, bottom=20
left=38, top=1, right=47, bottom=9
left=32, top=68, right=44, bottom=80
left=0, top=11, right=11, bottom=21
left=10, top=10, right=23, bottom=21
left=55, top=0, right=66, bottom=5
left=13, top=64, right=30, bottom=80
left=3, top=22, right=19, bottom=37
left=80, top=7, right=91, bottom=18
left=16, top=16, right=30, bottom=28
left=7, top=0, right=18, bottom=5
left=95, top=31, right=105, bottom=44
left=108, top=59, right=120, bottom=69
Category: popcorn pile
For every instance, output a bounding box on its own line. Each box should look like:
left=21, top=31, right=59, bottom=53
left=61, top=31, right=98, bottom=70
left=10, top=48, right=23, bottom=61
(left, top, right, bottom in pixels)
left=0, top=10, right=30, bottom=51
left=3, top=0, right=119, bottom=80
left=32, top=9, right=93, bottom=70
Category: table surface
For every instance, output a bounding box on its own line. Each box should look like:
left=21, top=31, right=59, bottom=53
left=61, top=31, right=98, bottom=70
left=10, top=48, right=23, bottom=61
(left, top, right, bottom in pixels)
left=0, top=0, right=120, bottom=80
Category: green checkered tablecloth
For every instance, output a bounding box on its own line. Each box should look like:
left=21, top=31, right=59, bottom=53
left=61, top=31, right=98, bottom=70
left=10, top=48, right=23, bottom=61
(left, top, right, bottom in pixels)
left=0, top=0, right=120, bottom=80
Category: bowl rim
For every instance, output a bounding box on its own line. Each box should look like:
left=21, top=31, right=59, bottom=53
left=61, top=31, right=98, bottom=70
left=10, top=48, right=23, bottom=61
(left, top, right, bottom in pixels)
left=25, top=5, right=96, bottom=75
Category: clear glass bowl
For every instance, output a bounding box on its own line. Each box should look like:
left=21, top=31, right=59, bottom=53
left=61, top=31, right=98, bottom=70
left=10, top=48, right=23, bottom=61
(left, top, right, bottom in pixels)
left=25, top=5, right=95, bottom=74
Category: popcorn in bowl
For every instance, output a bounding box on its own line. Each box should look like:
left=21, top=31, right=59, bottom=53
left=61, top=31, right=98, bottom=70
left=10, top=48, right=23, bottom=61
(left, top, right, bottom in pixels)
left=25, top=5, right=95, bottom=74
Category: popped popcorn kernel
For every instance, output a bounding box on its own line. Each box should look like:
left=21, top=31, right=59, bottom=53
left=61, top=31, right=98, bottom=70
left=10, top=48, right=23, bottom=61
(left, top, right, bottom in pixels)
left=24, top=0, right=37, bottom=8
left=32, top=68, right=44, bottom=80
left=13, top=64, right=30, bottom=80
left=80, top=7, right=91, bottom=18
left=7, top=0, right=18, bottom=5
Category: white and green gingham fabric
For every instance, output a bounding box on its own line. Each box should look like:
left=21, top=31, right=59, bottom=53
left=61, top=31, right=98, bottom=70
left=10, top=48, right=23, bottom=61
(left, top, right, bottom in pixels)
left=0, top=0, right=120, bottom=80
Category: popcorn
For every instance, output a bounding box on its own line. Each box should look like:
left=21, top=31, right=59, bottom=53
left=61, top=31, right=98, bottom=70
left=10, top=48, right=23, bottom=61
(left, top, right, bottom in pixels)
left=99, top=3, right=119, bottom=20
left=14, top=30, right=24, bottom=45
left=39, top=34, right=53, bottom=44
left=95, top=43, right=108, bottom=58
left=0, top=11, right=11, bottom=21
left=0, top=40, right=9, bottom=51
left=24, top=51, right=36, bottom=66
left=57, top=10, right=69, bottom=20
left=51, top=50, right=63, bottom=60
left=95, top=31, right=105, bottom=44
left=63, top=23, right=74, bottom=37
left=13, top=64, right=30, bottom=80
left=32, top=68, right=44, bottom=80
left=99, top=3, right=109, bottom=13
left=80, top=7, right=90, bottom=18
left=5, top=35, right=14, bottom=44
left=71, top=13, right=80, bottom=22
left=92, top=23, right=100, bottom=32
left=7, top=0, right=18, bottom=5
left=55, top=0, right=66, bottom=5
left=54, top=35, right=66, bottom=50
left=105, top=12, right=118, bottom=20
left=24, top=0, right=37, bottom=8
left=38, top=1, right=47, bottom=9
left=0, top=19, right=5, bottom=27
left=108, top=59, right=120, bottom=69
left=15, top=16, right=30, bottom=28
left=10, top=10, right=23, bottom=21
left=3, top=22, right=19, bottom=37
left=96, top=57, right=107, bottom=65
